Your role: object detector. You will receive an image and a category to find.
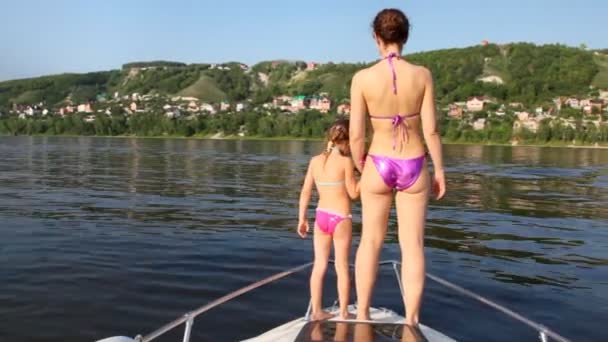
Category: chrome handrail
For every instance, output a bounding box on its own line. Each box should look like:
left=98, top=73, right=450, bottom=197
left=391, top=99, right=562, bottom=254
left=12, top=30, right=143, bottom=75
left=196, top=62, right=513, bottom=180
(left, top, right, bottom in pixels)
left=136, top=262, right=313, bottom=342
left=127, top=260, right=569, bottom=342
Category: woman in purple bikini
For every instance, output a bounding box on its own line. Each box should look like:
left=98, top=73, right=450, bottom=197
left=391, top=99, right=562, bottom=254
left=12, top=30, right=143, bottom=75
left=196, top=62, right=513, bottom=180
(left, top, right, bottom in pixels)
left=297, top=118, right=360, bottom=320
left=349, top=8, right=446, bottom=326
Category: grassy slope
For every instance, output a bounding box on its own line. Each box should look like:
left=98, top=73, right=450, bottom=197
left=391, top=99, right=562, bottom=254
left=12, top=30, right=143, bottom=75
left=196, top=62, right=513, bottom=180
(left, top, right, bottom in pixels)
left=483, top=55, right=511, bottom=82
left=592, top=54, right=608, bottom=88
left=178, top=74, right=226, bottom=102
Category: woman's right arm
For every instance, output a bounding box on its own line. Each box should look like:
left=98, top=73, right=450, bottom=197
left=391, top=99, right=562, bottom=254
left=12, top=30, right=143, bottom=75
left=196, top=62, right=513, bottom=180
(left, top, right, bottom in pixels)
left=344, top=158, right=360, bottom=200
left=420, top=68, right=446, bottom=200
left=349, top=70, right=367, bottom=173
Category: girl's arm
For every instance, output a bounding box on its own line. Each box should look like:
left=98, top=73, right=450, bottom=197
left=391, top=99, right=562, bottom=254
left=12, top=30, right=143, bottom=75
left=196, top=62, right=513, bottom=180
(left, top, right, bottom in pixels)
left=344, top=158, right=359, bottom=200
left=349, top=70, right=367, bottom=173
left=420, top=68, right=446, bottom=200
left=297, top=160, right=315, bottom=238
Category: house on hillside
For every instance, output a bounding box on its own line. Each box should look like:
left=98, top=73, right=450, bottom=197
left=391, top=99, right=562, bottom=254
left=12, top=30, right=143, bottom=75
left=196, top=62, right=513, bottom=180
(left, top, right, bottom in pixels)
left=291, top=95, right=309, bottom=111
left=580, top=98, right=592, bottom=108
left=337, top=104, right=351, bottom=115
left=466, top=96, right=486, bottom=112
left=306, top=62, right=318, bottom=71
left=447, top=104, right=464, bottom=119
left=77, top=103, right=93, bottom=113
left=553, top=97, right=563, bottom=111
left=513, top=119, right=539, bottom=133
left=130, top=102, right=138, bottom=112
left=165, top=109, right=182, bottom=118
left=516, top=111, right=530, bottom=121
left=187, top=101, right=199, bottom=112
left=309, top=95, right=331, bottom=113
left=565, top=97, right=580, bottom=109
left=200, top=103, right=216, bottom=114
left=473, top=118, right=486, bottom=131
left=586, top=100, right=603, bottom=115
left=272, top=96, right=291, bottom=108
left=236, top=102, right=248, bottom=112
left=600, top=90, right=608, bottom=101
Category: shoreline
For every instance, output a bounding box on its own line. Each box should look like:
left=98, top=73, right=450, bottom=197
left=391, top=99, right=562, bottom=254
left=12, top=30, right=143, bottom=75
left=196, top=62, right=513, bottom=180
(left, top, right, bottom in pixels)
left=1, top=133, right=607, bottom=149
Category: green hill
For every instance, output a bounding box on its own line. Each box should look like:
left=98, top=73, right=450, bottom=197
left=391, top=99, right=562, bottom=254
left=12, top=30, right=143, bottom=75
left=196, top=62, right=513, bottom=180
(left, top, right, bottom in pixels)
left=592, top=53, right=608, bottom=88
left=0, top=43, right=605, bottom=110
left=178, top=74, right=226, bottom=102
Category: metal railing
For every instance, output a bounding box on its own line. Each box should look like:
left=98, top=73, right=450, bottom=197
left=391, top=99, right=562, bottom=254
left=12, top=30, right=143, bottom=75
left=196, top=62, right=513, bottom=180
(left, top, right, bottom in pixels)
left=127, top=260, right=569, bottom=342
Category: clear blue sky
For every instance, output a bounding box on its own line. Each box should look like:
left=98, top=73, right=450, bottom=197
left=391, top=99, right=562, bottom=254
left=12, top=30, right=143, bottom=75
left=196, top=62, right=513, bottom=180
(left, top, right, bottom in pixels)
left=1, top=0, right=606, bottom=81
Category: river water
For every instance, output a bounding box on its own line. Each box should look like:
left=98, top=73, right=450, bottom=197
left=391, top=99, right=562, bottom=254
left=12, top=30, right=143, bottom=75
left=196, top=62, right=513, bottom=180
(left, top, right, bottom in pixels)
left=0, top=136, right=606, bottom=341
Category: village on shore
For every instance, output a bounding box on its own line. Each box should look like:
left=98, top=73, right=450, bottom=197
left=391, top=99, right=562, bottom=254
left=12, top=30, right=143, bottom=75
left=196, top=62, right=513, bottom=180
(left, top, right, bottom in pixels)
left=3, top=59, right=608, bottom=139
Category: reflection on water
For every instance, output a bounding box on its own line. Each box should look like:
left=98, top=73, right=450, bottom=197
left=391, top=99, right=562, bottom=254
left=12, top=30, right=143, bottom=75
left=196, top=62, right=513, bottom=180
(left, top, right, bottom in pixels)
left=0, top=137, right=607, bottom=342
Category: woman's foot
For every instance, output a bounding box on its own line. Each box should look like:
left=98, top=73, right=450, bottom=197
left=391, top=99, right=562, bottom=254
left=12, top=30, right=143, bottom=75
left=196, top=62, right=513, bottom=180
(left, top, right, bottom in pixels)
left=339, top=312, right=356, bottom=320
left=310, top=310, right=334, bottom=321
left=402, top=324, right=428, bottom=342
left=356, top=313, right=371, bottom=321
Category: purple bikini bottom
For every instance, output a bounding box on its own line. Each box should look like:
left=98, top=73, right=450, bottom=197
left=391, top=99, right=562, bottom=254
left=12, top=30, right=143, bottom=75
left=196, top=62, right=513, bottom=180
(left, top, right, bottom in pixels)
left=369, top=154, right=426, bottom=191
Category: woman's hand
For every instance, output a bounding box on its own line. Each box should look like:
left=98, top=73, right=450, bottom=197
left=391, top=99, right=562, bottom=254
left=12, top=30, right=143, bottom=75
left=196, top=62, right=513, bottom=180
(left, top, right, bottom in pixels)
left=432, top=169, right=446, bottom=200
left=297, top=219, right=310, bottom=238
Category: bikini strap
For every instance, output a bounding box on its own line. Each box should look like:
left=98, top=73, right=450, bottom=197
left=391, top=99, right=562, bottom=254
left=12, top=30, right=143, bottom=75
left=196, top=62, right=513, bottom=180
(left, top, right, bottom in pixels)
left=369, top=113, right=420, bottom=150
left=385, top=52, right=399, bottom=94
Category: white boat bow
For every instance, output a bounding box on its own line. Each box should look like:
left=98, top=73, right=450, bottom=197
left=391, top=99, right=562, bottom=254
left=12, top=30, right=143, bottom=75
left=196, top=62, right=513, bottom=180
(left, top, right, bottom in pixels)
left=96, top=260, right=569, bottom=342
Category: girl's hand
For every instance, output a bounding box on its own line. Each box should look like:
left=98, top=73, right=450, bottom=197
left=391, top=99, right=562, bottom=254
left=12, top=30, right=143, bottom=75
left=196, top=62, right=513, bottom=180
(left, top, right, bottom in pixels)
left=432, top=169, right=446, bottom=200
left=297, top=220, right=310, bottom=238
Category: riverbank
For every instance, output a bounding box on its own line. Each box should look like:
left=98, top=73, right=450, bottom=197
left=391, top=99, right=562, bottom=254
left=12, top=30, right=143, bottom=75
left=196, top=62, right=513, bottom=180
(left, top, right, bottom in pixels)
left=2, top=133, right=608, bottom=148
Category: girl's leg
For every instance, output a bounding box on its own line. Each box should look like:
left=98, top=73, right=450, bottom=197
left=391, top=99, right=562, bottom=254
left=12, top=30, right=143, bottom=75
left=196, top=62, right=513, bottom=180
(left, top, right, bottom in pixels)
left=395, top=168, right=430, bottom=326
left=355, top=158, right=393, bottom=320
left=310, top=225, right=333, bottom=320
left=332, top=218, right=352, bottom=318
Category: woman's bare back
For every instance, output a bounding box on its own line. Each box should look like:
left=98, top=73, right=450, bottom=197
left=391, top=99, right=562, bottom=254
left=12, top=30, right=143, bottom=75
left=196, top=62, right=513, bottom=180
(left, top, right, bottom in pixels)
left=354, top=58, right=433, bottom=158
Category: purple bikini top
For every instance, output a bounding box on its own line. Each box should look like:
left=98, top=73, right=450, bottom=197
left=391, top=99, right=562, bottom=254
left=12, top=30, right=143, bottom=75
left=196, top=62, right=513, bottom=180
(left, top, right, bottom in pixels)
left=369, top=52, right=420, bottom=150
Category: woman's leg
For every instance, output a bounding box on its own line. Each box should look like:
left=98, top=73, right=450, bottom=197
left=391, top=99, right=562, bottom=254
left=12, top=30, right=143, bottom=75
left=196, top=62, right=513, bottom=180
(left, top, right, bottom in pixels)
left=333, top=218, right=352, bottom=318
left=310, top=225, right=333, bottom=320
left=395, top=168, right=430, bottom=326
left=355, top=159, right=393, bottom=320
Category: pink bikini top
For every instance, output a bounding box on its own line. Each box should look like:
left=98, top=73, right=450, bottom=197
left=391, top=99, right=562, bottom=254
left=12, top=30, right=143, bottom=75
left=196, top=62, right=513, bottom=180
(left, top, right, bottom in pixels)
left=369, top=52, right=420, bottom=150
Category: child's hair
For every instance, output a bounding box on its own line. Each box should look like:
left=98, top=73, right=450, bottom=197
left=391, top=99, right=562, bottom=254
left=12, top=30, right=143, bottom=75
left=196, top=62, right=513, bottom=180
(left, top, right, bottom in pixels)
left=322, top=118, right=350, bottom=166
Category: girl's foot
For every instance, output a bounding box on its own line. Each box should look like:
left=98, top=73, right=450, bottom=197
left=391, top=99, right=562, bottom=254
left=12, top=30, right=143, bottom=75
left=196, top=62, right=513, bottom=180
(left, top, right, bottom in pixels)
left=311, top=310, right=334, bottom=321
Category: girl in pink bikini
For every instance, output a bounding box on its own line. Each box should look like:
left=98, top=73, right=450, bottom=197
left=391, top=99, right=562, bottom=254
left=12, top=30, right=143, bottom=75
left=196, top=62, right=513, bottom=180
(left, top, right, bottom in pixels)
left=297, top=118, right=360, bottom=320
left=350, top=8, right=446, bottom=326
